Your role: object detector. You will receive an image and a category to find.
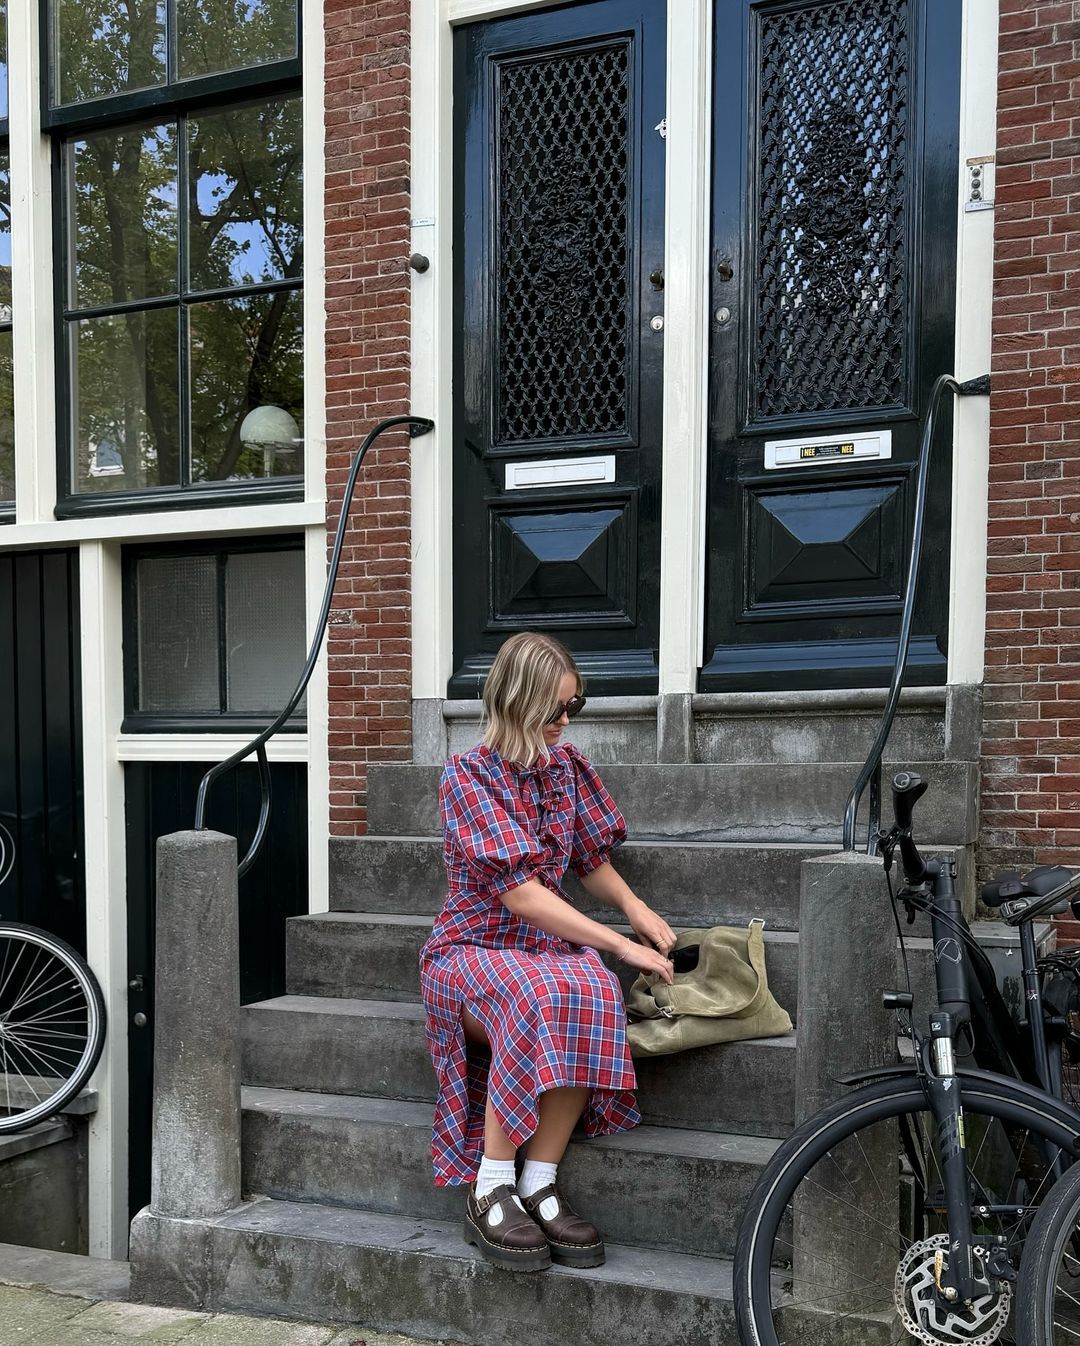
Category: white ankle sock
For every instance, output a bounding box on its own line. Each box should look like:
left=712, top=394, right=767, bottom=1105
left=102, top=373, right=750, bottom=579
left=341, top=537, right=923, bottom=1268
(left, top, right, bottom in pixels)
left=518, top=1159, right=560, bottom=1218
left=475, top=1155, right=522, bottom=1213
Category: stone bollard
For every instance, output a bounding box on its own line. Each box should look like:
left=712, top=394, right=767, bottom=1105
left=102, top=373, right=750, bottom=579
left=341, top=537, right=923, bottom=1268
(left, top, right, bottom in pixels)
left=150, top=830, right=241, bottom=1219
left=792, top=850, right=899, bottom=1314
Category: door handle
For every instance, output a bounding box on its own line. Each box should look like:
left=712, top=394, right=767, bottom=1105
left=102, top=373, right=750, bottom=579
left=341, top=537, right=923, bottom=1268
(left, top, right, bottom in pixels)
left=716, top=260, right=734, bottom=282
left=649, top=268, right=664, bottom=291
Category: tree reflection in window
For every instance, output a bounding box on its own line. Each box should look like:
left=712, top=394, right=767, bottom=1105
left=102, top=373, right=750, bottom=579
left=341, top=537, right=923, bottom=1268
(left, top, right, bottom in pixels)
left=65, top=97, right=302, bottom=496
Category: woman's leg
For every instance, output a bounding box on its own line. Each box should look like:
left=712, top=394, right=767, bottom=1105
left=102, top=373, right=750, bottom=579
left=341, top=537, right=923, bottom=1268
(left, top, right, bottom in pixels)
left=462, top=1006, right=517, bottom=1162
left=524, top=1087, right=589, bottom=1163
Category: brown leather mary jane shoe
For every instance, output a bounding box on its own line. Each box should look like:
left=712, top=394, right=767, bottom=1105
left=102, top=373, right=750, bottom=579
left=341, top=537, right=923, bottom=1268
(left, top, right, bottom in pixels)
left=464, top=1183, right=552, bottom=1272
left=520, top=1184, right=606, bottom=1268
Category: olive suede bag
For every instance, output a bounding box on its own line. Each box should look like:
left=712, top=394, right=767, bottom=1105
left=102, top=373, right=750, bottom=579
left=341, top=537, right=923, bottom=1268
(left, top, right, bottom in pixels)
left=624, top=920, right=793, bottom=1058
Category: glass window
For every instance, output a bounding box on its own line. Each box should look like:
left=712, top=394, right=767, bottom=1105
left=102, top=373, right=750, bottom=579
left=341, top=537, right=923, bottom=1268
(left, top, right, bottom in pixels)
left=49, top=0, right=296, bottom=111
left=51, top=0, right=167, bottom=108
left=0, top=3, right=11, bottom=512
left=62, top=96, right=303, bottom=500
left=127, top=542, right=305, bottom=724
left=178, top=0, right=297, bottom=82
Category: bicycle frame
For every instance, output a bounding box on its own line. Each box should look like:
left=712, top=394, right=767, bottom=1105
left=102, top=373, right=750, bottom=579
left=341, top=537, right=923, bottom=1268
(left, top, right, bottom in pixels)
left=875, top=827, right=1080, bottom=1306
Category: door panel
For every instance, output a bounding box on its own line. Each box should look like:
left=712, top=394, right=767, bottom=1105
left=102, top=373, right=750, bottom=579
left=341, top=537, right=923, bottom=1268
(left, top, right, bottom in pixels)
left=703, top=0, right=961, bottom=690
left=451, top=0, right=666, bottom=697
left=0, top=551, right=85, bottom=952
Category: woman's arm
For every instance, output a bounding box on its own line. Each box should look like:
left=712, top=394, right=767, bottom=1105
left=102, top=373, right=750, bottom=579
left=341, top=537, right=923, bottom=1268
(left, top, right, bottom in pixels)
left=499, top=878, right=673, bottom=983
left=578, top=861, right=677, bottom=955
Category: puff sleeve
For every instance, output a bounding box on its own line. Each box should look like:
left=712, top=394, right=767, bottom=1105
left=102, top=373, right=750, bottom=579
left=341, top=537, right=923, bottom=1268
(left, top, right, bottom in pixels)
left=565, top=745, right=627, bottom=878
left=439, top=756, right=546, bottom=896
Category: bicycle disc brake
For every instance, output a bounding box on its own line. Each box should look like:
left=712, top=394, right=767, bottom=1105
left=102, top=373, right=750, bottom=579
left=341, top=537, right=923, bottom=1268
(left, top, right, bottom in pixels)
left=895, top=1235, right=1010, bottom=1346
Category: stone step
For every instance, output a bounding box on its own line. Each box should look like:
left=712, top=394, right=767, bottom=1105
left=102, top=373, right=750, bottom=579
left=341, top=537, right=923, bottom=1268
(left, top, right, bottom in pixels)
left=366, top=760, right=977, bottom=843
left=130, top=1198, right=746, bottom=1346
left=285, top=912, right=801, bottom=1017
left=241, top=1087, right=780, bottom=1258
left=328, top=835, right=826, bottom=928
left=241, top=996, right=797, bottom=1138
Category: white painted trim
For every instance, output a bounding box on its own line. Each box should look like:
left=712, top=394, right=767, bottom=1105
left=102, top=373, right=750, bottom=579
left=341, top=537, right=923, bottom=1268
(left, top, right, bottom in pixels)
left=304, top=528, right=330, bottom=914
left=657, top=0, right=712, bottom=695
left=303, top=0, right=327, bottom=510
left=948, top=0, right=997, bottom=686
left=9, top=0, right=56, bottom=526
left=0, top=501, right=323, bottom=550
left=79, top=542, right=129, bottom=1258
left=116, top=733, right=309, bottom=763
left=410, top=4, right=455, bottom=700
left=448, top=0, right=561, bottom=22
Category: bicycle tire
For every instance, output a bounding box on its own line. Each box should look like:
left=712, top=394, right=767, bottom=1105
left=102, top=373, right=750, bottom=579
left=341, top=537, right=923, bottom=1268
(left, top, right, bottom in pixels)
left=734, top=1074, right=1080, bottom=1346
left=0, top=922, right=107, bottom=1133
left=1014, top=1156, right=1080, bottom=1344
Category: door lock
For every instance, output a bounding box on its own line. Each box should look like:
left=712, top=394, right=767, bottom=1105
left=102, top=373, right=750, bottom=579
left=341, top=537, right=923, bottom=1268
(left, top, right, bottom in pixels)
left=715, top=306, right=732, bottom=325
left=650, top=315, right=664, bottom=332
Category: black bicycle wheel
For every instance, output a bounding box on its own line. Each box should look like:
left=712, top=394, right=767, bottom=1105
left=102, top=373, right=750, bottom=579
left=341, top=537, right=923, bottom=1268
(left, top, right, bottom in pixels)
left=734, top=1074, right=1080, bottom=1346
left=1015, top=1157, right=1080, bottom=1344
left=0, top=923, right=107, bottom=1133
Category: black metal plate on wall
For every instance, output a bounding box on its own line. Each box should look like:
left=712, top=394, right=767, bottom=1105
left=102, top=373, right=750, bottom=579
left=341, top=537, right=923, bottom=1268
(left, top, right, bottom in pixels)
left=489, top=494, right=638, bottom=629
left=0, top=550, right=85, bottom=952
left=124, top=760, right=307, bottom=1217
left=451, top=0, right=665, bottom=698
left=703, top=0, right=960, bottom=691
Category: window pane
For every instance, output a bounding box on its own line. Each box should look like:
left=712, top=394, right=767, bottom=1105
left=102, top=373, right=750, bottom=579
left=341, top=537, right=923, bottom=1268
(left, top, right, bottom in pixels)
left=188, top=99, right=302, bottom=292
left=71, top=308, right=180, bottom=493
left=177, top=0, right=297, bottom=81
left=0, top=331, right=12, bottom=504
left=225, top=550, right=305, bottom=712
left=52, top=0, right=166, bottom=107
left=188, top=290, right=302, bottom=483
left=136, top=555, right=219, bottom=712
left=70, top=124, right=178, bottom=309
left=0, top=0, right=8, bottom=122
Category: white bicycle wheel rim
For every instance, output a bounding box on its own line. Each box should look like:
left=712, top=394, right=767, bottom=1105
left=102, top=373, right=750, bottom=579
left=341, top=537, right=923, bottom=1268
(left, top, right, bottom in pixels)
left=0, top=927, right=102, bottom=1131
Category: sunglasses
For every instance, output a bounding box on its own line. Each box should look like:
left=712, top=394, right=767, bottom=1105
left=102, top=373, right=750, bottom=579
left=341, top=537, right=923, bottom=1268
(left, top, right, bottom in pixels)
left=546, top=694, right=587, bottom=725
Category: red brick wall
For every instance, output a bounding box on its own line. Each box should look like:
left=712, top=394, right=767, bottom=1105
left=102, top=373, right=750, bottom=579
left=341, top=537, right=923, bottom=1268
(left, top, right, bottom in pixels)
left=980, top=0, right=1080, bottom=877
left=324, top=0, right=412, bottom=835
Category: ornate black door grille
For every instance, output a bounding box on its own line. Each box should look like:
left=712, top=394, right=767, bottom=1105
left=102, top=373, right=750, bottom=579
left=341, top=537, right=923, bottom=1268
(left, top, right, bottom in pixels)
left=497, top=42, right=633, bottom=446
left=753, top=0, right=912, bottom=422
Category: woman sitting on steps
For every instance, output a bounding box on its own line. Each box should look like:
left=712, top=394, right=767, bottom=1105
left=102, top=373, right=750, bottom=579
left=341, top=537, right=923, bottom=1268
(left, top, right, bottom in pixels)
left=419, top=631, right=675, bottom=1272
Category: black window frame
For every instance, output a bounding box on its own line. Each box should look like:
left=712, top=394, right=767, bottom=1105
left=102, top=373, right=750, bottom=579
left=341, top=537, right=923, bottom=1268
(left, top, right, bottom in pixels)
left=45, top=0, right=303, bottom=518
left=121, top=534, right=308, bottom=733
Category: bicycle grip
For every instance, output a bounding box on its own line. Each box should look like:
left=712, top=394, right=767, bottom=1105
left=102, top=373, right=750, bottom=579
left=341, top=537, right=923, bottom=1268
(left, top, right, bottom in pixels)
left=892, top=771, right=928, bottom=832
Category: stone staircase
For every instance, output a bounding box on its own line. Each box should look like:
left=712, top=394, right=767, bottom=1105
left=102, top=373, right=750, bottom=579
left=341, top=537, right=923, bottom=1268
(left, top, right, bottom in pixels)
left=131, top=693, right=980, bottom=1346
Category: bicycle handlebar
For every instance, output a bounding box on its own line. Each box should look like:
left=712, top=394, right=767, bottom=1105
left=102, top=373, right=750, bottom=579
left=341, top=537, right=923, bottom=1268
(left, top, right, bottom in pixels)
left=892, top=771, right=930, bottom=885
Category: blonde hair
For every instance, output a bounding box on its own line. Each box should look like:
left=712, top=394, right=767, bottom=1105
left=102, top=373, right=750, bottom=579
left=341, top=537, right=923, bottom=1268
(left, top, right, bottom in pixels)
left=481, top=633, right=583, bottom=767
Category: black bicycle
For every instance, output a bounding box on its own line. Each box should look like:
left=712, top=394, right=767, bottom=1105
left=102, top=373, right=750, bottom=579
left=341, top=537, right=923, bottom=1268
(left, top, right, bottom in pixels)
left=0, top=821, right=107, bottom=1133
left=734, top=772, right=1080, bottom=1346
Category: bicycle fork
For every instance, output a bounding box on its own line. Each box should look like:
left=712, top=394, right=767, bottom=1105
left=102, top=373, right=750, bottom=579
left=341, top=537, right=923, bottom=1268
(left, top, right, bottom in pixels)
left=924, top=864, right=1005, bottom=1306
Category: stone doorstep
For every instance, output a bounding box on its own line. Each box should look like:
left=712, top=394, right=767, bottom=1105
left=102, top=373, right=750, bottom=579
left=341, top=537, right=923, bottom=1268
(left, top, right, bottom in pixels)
left=240, top=1087, right=780, bottom=1259
left=284, top=912, right=802, bottom=1018
left=0, top=1117, right=73, bottom=1163
left=365, top=760, right=978, bottom=843
left=240, top=995, right=798, bottom=1138
left=327, top=836, right=825, bottom=927
left=129, top=1199, right=743, bottom=1346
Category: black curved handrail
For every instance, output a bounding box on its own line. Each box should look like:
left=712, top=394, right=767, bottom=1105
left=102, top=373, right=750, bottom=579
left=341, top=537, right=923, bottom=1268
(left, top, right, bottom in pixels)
left=195, top=413, right=435, bottom=876
left=842, top=373, right=990, bottom=852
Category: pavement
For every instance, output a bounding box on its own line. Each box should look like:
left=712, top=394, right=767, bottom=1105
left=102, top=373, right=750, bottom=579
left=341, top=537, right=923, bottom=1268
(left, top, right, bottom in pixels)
left=0, top=1243, right=455, bottom=1346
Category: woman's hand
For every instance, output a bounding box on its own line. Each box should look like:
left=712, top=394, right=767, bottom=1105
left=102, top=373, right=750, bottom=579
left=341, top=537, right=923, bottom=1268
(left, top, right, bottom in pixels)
left=617, top=936, right=674, bottom=985
left=625, top=898, right=677, bottom=958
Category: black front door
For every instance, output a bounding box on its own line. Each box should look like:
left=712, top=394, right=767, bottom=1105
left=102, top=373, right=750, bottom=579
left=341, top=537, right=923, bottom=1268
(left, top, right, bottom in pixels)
left=451, top=0, right=666, bottom=697
left=703, top=0, right=961, bottom=691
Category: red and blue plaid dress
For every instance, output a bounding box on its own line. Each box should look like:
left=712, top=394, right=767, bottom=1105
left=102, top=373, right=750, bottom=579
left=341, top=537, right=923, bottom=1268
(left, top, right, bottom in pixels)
left=419, top=741, right=640, bottom=1186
